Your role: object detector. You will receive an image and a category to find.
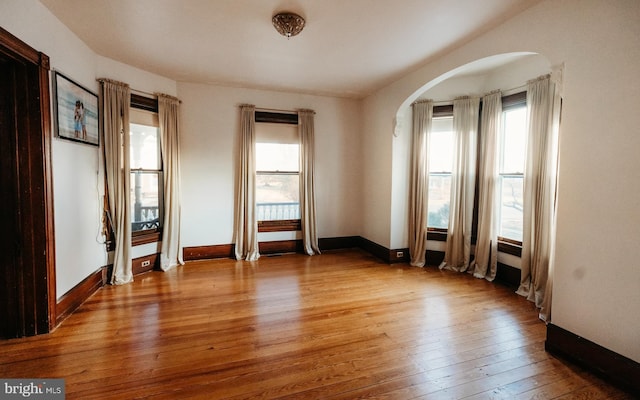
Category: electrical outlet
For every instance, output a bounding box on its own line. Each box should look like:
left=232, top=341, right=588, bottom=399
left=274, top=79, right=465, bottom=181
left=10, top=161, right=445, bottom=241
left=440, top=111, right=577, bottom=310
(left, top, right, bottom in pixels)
left=396, top=251, right=404, bottom=258
left=141, top=260, right=151, bottom=267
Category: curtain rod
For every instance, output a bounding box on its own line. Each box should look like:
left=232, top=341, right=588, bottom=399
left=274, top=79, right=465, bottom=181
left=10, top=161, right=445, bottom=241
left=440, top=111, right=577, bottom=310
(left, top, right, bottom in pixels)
left=413, top=82, right=529, bottom=106
left=255, top=107, right=298, bottom=114
left=96, top=79, right=181, bottom=103
left=132, top=88, right=182, bottom=104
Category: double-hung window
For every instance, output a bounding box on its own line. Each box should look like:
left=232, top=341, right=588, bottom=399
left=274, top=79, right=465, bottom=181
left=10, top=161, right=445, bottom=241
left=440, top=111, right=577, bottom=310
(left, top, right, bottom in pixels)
left=498, top=98, right=527, bottom=243
left=130, top=95, right=163, bottom=241
left=103, top=95, right=163, bottom=249
left=427, top=115, right=454, bottom=229
left=255, top=119, right=301, bottom=232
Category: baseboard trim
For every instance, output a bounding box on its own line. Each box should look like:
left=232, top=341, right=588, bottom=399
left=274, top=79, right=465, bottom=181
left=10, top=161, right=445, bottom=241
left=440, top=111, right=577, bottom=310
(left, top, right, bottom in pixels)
left=496, top=262, right=521, bottom=288
left=56, top=253, right=161, bottom=325
left=183, top=244, right=234, bottom=261
left=319, top=236, right=360, bottom=251
left=546, top=323, right=640, bottom=396
left=358, top=237, right=391, bottom=263
left=260, top=239, right=302, bottom=255
left=426, top=250, right=445, bottom=266
left=56, top=267, right=107, bottom=325
left=132, top=253, right=160, bottom=275
left=183, top=236, right=364, bottom=261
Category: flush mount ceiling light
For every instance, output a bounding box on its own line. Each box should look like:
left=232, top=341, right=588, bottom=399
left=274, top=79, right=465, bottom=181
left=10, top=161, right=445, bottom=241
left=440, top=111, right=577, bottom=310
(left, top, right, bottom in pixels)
left=272, top=12, right=305, bottom=38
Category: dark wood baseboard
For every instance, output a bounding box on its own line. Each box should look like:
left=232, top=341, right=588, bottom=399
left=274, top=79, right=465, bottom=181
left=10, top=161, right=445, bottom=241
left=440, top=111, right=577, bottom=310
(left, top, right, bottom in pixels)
left=180, top=238, right=519, bottom=276
left=57, top=253, right=161, bottom=326
left=181, top=237, right=414, bottom=265
left=56, top=267, right=107, bottom=325
left=260, top=239, right=303, bottom=255
left=496, top=261, right=521, bottom=288
left=319, top=236, right=360, bottom=251
left=546, top=323, right=640, bottom=396
left=132, top=253, right=160, bottom=275
left=358, top=237, right=392, bottom=263
left=183, top=244, right=234, bottom=261
left=426, top=250, right=445, bottom=266
left=183, top=236, right=364, bottom=261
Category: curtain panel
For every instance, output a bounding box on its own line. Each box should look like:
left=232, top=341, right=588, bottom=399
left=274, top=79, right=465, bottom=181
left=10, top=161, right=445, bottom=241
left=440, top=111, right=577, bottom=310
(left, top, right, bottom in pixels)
left=518, top=74, right=561, bottom=321
left=234, top=104, right=260, bottom=261
left=440, top=97, right=480, bottom=272
left=158, top=94, right=184, bottom=271
left=100, top=79, right=132, bottom=284
left=408, top=100, right=432, bottom=267
left=471, top=91, right=502, bottom=280
left=299, top=109, right=320, bottom=255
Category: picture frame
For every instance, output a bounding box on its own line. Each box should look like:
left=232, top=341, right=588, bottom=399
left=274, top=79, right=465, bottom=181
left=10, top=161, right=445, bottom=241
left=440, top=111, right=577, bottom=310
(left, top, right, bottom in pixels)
left=53, top=71, right=99, bottom=146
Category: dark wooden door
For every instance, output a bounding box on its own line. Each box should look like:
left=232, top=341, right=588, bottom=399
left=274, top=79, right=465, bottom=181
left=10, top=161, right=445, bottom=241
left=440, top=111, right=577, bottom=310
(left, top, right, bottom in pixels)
left=0, top=28, right=56, bottom=338
left=0, top=56, right=23, bottom=338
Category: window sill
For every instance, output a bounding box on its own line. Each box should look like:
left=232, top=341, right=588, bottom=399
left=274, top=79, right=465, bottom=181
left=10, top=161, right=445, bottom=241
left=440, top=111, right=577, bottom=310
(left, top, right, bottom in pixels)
left=426, top=229, right=522, bottom=258
left=132, top=230, right=162, bottom=247
left=497, top=239, right=522, bottom=257
left=427, top=228, right=447, bottom=242
left=258, top=219, right=301, bottom=233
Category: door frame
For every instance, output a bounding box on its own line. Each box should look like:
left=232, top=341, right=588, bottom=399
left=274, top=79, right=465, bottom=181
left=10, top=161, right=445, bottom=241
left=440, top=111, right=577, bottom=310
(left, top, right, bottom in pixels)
left=1, top=26, right=56, bottom=336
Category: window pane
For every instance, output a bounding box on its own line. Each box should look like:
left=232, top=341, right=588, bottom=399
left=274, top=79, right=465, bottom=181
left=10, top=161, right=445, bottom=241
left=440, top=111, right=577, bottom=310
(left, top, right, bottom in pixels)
left=427, top=117, right=453, bottom=229
left=427, top=174, right=451, bottom=229
left=130, top=123, right=160, bottom=170
left=131, top=171, right=161, bottom=232
left=256, top=173, right=300, bottom=221
left=429, top=117, right=454, bottom=173
left=499, top=176, right=523, bottom=241
left=501, top=107, right=526, bottom=173
left=256, top=143, right=299, bottom=172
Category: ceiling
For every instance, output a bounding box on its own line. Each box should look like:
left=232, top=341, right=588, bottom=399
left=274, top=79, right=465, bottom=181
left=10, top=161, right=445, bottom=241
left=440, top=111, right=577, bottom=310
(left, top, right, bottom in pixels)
left=40, top=0, right=540, bottom=99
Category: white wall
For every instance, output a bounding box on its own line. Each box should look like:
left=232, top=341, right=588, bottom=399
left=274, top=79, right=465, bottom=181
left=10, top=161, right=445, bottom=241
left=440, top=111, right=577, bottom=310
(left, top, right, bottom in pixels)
left=178, top=83, right=362, bottom=248
left=1, top=0, right=177, bottom=297
left=363, top=0, right=640, bottom=362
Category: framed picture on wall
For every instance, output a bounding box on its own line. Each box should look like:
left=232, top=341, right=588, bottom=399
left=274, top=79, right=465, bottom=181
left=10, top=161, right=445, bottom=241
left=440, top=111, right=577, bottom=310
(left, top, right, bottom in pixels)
left=53, top=71, right=99, bottom=146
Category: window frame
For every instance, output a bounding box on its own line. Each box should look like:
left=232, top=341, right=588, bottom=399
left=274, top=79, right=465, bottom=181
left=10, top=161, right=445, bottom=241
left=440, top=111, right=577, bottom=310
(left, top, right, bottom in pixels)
left=497, top=92, right=526, bottom=251
left=255, top=110, right=302, bottom=233
left=130, top=95, right=163, bottom=245
left=427, top=105, right=454, bottom=234
left=424, top=95, right=525, bottom=258
left=104, top=94, right=163, bottom=250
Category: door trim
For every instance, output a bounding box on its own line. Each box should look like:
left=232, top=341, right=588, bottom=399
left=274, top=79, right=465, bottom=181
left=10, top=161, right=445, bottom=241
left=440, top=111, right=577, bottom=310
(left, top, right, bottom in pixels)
left=1, top=26, right=56, bottom=335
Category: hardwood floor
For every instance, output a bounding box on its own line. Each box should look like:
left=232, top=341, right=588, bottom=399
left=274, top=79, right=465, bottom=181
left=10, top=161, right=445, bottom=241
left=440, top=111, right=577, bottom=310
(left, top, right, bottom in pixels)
left=0, top=249, right=632, bottom=399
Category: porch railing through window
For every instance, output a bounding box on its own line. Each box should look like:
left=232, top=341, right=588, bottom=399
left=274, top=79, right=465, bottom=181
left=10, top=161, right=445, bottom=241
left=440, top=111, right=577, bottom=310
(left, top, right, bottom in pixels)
left=132, top=205, right=160, bottom=231
left=257, top=202, right=300, bottom=221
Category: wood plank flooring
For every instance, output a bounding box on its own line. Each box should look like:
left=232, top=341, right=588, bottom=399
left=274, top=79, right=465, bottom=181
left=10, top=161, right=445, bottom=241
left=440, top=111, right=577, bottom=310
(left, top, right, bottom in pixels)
left=0, top=249, right=632, bottom=399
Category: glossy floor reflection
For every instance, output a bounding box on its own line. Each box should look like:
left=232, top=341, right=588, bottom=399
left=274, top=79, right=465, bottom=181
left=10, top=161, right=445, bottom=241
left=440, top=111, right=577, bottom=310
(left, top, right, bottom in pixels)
left=0, top=249, right=632, bottom=399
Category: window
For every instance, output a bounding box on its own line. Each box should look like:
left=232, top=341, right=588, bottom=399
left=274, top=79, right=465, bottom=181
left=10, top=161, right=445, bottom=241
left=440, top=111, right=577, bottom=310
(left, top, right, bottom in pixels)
left=103, top=95, right=162, bottom=250
left=498, top=104, right=526, bottom=242
left=255, top=120, right=301, bottom=231
left=130, top=97, right=163, bottom=239
left=427, top=115, right=454, bottom=229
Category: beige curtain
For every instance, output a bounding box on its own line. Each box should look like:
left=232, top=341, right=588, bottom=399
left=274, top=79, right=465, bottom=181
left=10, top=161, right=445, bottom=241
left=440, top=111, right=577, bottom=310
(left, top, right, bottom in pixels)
left=234, top=104, right=260, bottom=261
left=471, top=91, right=502, bottom=280
left=100, top=79, right=132, bottom=284
left=158, top=94, right=184, bottom=271
left=518, top=74, right=561, bottom=321
left=299, top=109, right=320, bottom=255
left=408, top=100, right=432, bottom=267
left=440, top=97, right=479, bottom=272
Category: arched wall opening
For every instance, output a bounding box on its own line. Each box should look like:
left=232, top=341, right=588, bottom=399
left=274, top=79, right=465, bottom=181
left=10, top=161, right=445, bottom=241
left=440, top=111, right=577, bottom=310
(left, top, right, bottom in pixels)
left=389, top=52, right=552, bottom=269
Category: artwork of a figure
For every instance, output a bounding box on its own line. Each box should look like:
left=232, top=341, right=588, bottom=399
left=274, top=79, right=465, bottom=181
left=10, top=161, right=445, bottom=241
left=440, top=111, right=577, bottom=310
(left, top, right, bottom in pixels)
left=55, top=72, right=98, bottom=145
left=74, top=100, right=82, bottom=138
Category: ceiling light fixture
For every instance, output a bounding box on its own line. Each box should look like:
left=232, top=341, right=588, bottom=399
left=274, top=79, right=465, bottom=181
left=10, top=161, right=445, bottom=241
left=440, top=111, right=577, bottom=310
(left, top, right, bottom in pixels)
left=272, top=12, right=305, bottom=38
